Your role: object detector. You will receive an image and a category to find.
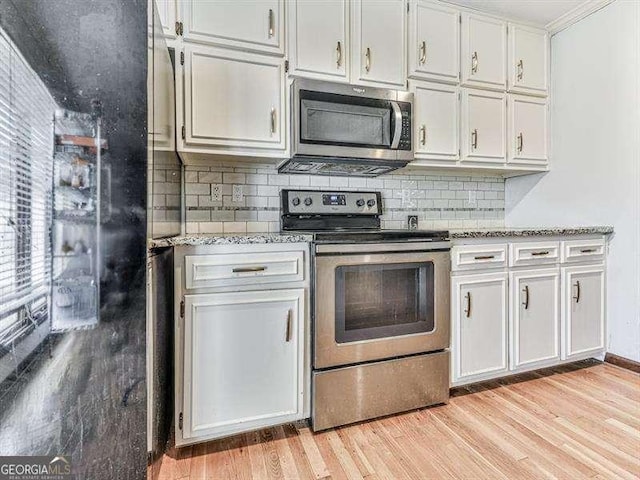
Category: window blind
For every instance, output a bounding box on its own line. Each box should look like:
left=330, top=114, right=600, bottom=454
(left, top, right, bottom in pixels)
left=0, top=28, right=57, bottom=347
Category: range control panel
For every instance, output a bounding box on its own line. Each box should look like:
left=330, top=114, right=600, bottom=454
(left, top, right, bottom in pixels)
left=282, top=190, right=382, bottom=216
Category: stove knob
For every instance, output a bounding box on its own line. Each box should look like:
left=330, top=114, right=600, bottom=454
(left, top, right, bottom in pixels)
left=367, top=199, right=376, bottom=208
left=356, top=199, right=365, bottom=207
left=304, top=197, right=313, bottom=206
left=291, top=197, right=300, bottom=206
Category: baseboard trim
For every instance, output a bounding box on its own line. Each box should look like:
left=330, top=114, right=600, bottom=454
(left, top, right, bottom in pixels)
left=604, top=353, right=640, bottom=374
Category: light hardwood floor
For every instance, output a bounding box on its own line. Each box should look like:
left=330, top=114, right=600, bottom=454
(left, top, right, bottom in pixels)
left=155, top=361, right=640, bottom=479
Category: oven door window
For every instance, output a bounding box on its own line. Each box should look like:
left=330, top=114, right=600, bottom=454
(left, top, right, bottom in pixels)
left=335, top=262, right=435, bottom=343
left=300, top=92, right=392, bottom=149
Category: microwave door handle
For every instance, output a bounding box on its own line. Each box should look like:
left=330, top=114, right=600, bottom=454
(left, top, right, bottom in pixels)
left=390, top=101, right=402, bottom=149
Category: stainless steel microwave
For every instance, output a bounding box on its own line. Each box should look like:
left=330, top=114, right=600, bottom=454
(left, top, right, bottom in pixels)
left=278, top=79, right=413, bottom=177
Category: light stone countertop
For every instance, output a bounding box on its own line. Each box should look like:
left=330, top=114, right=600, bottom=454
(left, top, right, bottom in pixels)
left=448, top=226, right=614, bottom=239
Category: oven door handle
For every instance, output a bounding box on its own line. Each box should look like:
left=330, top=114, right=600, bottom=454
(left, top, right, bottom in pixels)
left=316, top=241, right=451, bottom=254
left=390, top=101, right=402, bottom=149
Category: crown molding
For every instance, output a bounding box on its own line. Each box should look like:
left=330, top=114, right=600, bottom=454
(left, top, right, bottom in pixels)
left=546, top=0, right=615, bottom=35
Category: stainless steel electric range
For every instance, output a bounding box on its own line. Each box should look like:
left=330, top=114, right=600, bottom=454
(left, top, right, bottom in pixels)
left=281, top=189, right=451, bottom=431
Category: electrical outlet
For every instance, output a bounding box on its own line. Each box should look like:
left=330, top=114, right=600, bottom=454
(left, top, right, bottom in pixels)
left=468, top=190, right=477, bottom=206
left=232, top=184, right=244, bottom=203
left=211, top=184, right=222, bottom=202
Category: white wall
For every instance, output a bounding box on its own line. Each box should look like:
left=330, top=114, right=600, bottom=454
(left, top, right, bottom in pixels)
left=505, top=0, right=640, bottom=361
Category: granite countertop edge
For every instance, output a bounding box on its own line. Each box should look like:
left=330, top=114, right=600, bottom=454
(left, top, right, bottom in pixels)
left=449, top=226, right=614, bottom=239
left=149, top=226, right=614, bottom=248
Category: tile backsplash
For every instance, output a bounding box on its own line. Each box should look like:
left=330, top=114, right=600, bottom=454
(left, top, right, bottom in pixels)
left=175, top=162, right=505, bottom=234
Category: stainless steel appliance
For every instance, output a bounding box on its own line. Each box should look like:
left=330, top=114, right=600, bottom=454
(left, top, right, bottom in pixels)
left=279, top=79, right=414, bottom=177
left=281, top=190, right=450, bottom=431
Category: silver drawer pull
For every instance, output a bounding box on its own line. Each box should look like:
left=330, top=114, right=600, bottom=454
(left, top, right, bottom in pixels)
left=232, top=266, right=267, bottom=273
left=474, top=255, right=495, bottom=260
left=531, top=251, right=550, bottom=256
left=580, top=248, right=597, bottom=253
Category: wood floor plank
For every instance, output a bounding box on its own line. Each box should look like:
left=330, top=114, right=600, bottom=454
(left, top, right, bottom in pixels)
left=154, top=363, right=640, bottom=480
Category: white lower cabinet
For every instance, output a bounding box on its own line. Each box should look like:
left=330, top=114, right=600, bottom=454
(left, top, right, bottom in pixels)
left=510, top=268, right=560, bottom=369
left=180, top=289, right=305, bottom=444
left=562, top=264, right=605, bottom=360
left=452, top=272, right=508, bottom=385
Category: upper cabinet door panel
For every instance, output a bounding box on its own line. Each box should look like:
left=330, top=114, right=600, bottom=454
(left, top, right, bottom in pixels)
left=461, top=13, right=506, bottom=90
left=408, top=0, right=460, bottom=84
left=508, top=94, right=547, bottom=164
left=288, top=0, right=349, bottom=81
left=508, top=24, right=548, bottom=96
left=411, top=81, right=459, bottom=161
left=184, top=46, right=286, bottom=150
left=352, top=0, right=407, bottom=88
left=183, top=0, right=284, bottom=56
left=461, top=89, right=505, bottom=162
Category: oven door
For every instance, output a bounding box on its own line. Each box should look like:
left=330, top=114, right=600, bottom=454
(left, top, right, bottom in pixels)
left=314, top=249, right=450, bottom=369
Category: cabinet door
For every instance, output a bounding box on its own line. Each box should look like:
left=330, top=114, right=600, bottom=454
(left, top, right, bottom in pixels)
left=508, top=94, right=547, bottom=164
left=181, top=289, right=305, bottom=444
left=288, top=0, right=349, bottom=82
left=183, top=45, right=286, bottom=151
left=461, top=89, right=506, bottom=163
left=508, top=24, right=548, bottom=96
left=452, top=272, right=508, bottom=384
left=562, top=265, right=605, bottom=360
left=461, top=13, right=506, bottom=90
left=183, top=0, right=284, bottom=56
left=408, top=0, right=459, bottom=84
left=155, top=0, right=176, bottom=39
left=510, top=268, right=560, bottom=369
left=352, top=0, right=407, bottom=88
left=410, top=81, right=459, bottom=162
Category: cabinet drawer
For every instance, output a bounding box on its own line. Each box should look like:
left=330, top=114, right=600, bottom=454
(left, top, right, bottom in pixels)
left=561, top=239, right=605, bottom=264
left=509, top=241, right=559, bottom=267
left=185, top=251, right=304, bottom=289
left=452, top=244, right=508, bottom=271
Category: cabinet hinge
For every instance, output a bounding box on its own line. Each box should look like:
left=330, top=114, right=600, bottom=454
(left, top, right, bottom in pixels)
left=407, top=1, right=409, bottom=13
left=180, top=51, right=184, bottom=65
left=180, top=299, right=185, bottom=317
left=284, top=59, right=289, bottom=73
left=459, top=14, right=462, bottom=24
left=178, top=412, right=183, bottom=430
left=181, top=126, right=185, bottom=140
left=175, top=21, right=183, bottom=36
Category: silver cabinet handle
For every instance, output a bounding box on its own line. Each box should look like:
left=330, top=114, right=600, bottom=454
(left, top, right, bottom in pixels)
left=270, top=108, right=276, bottom=134
left=522, top=285, right=530, bottom=310
left=517, top=59, right=523, bottom=81
left=471, top=51, right=478, bottom=74
left=573, top=280, right=581, bottom=303
left=531, top=250, right=549, bottom=256
left=336, top=41, right=342, bottom=68
left=365, top=47, right=371, bottom=73
left=580, top=248, right=597, bottom=253
left=232, top=266, right=267, bottom=273
left=471, top=128, right=478, bottom=150
left=474, top=255, right=495, bottom=260
left=465, top=292, right=472, bottom=318
left=268, top=9, right=274, bottom=38
left=517, top=132, right=524, bottom=154
left=419, top=41, right=426, bottom=65
left=420, top=125, right=426, bottom=145
left=285, top=309, right=292, bottom=342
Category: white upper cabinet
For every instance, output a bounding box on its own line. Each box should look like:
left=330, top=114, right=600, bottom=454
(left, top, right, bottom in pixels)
left=408, top=0, right=460, bottom=84
left=182, top=0, right=284, bottom=56
left=410, top=81, right=459, bottom=163
left=182, top=45, right=286, bottom=153
left=155, top=0, right=177, bottom=39
left=461, top=13, right=506, bottom=91
left=510, top=269, right=560, bottom=370
left=288, top=0, right=349, bottom=82
left=461, top=89, right=506, bottom=163
left=508, top=23, right=548, bottom=96
left=508, top=94, right=548, bottom=164
left=351, top=0, right=407, bottom=88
